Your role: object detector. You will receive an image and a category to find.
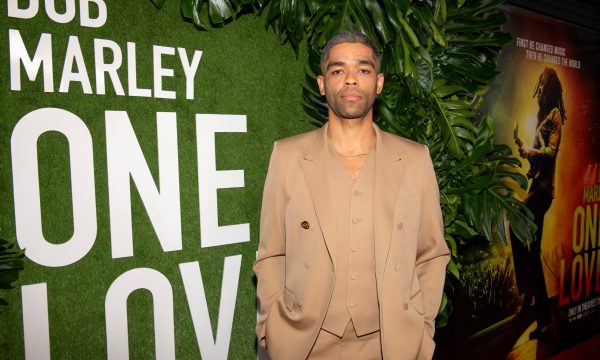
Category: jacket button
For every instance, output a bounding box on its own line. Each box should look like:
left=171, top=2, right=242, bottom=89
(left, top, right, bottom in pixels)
left=395, top=264, right=401, bottom=271
left=304, top=261, right=310, bottom=269
left=297, top=299, right=303, bottom=307
left=403, top=303, right=409, bottom=311
left=301, top=221, right=310, bottom=229
left=397, top=223, right=404, bottom=230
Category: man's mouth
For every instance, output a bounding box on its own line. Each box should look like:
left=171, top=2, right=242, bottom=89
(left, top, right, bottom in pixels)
left=341, top=93, right=362, bottom=101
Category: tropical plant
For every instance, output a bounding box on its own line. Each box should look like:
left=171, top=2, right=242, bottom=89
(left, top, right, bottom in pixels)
left=152, top=0, right=537, bottom=324
left=0, top=237, right=24, bottom=307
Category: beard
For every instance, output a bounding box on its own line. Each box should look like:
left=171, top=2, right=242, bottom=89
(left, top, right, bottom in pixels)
left=326, top=89, right=375, bottom=120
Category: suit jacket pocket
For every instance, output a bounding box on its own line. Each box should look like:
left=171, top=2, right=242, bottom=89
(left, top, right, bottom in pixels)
left=409, top=276, right=425, bottom=315
left=283, top=288, right=296, bottom=313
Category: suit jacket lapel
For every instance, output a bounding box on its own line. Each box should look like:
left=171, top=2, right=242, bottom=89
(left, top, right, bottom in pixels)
left=299, top=124, right=407, bottom=274
left=373, top=126, right=406, bottom=282
left=299, top=125, right=338, bottom=268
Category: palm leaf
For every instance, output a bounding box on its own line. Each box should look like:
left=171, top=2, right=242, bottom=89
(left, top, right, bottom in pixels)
left=0, top=238, right=24, bottom=304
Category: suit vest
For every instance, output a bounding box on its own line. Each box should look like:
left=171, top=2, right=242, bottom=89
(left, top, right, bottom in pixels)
left=321, top=141, right=380, bottom=337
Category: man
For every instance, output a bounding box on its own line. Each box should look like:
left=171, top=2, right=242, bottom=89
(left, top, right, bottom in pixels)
left=254, top=31, right=450, bottom=360
left=512, top=67, right=566, bottom=339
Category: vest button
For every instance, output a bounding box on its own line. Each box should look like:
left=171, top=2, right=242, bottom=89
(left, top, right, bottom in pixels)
left=304, top=261, right=310, bottom=269
left=397, top=223, right=404, bottom=230
left=301, top=221, right=310, bottom=229
left=350, top=274, right=358, bottom=280
left=352, top=218, right=361, bottom=224
left=349, top=302, right=357, bottom=309
left=395, top=264, right=401, bottom=271
left=353, top=190, right=361, bottom=196
left=403, top=303, right=409, bottom=311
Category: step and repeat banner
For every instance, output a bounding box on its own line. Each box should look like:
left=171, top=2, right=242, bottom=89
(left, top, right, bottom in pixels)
left=435, top=4, right=600, bottom=360
left=0, top=1, right=311, bottom=358
left=3, top=2, right=600, bottom=360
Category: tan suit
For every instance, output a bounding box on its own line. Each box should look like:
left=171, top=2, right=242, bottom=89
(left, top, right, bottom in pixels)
left=254, top=124, right=450, bottom=360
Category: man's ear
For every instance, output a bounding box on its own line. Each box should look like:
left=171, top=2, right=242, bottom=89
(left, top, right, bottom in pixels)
left=317, top=75, right=325, bottom=96
left=376, top=73, right=384, bottom=95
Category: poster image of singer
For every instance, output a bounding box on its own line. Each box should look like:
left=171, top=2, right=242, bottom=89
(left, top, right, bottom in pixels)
left=434, top=5, right=600, bottom=360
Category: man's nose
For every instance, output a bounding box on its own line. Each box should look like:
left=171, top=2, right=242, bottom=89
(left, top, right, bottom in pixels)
left=344, top=72, right=358, bottom=86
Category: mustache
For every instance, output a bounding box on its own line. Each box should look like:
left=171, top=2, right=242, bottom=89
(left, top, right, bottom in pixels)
left=339, top=89, right=365, bottom=97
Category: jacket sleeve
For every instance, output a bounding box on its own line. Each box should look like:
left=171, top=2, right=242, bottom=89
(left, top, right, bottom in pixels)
left=253, top=141, right=286, bottom=347
left=415, top=146, right=450, bottom=338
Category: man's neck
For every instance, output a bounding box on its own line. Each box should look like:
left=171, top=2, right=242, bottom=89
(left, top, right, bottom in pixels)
left=327, top=116, right=376, bottom=157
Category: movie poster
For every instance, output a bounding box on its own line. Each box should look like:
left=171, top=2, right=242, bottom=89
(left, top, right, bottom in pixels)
left=435, top=5, right=600, bottom=359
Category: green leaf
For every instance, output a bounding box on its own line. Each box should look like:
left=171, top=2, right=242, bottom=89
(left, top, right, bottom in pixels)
left=415, top=56, right=434, bottom=96
left=497, top=192, right=536, bottom=244
left=478, top=192, right=494, bottom=241
left=431, top=93, right=478, bottom=159
left=409, top=6, right=433, bottom=40
left=440, top=62, right=498, bottom=83
left=0, top=239, right=25, bottom=306
left=447, top=32, right=512, bottom=48
left=181, top=0, right=193, bottom=18
left=448, top=219, right=478, bottom=238
left=494, top=170, right=529, bottom=190
left=429, top=19, right=447, bottom=47
left=495, top=208, right=507, bottom=244
left=399, top=33, right=417, bottom=78
left=152, top=0, right=167, bottom=8
left=450, top=0, right=504, bottom=19
left=440, top=0, right=447, bottom=22
left=447, top=259, right=460, bottom=280
left=392, top=34, right=406, bottom=75
left=449, top=171, right=494, bottom=193
left=381, top=0, right=402, bottom=33
left=434, top=84, right=468, bottom=98
left=364, top=0, right=394, bottom=45
left=444, top=233, right=458, bottom=257
left=192, top=0, right=210, bottom=29
left=208, top=0, right=236, bottom=24
left=394, top=0, right=410, bottom=15
left=445, top=12, right=507, bottom=32
left=0, top=257, right=24, bottom=269
left=397, top=11, right=421, bottom=48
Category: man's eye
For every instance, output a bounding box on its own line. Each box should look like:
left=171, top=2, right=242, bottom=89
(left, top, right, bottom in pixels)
left=331, top=69, right=343, bottom=75
left=359, top=69, right=370, bottom=74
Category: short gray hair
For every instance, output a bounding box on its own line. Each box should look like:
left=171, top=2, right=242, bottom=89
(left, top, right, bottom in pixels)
left=320, top=31, right=381, bottom=72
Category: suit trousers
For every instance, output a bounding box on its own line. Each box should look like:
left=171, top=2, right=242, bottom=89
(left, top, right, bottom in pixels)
left=308, top=321, right=382, bottom=360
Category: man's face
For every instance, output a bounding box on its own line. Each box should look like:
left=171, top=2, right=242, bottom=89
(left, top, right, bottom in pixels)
left=535, top=72, right=547, bottom=106
left=317, top=43, right=384, bottom=122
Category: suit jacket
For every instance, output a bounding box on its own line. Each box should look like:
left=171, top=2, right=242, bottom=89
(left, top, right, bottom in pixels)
left=254, top=124, right=450, bottom=360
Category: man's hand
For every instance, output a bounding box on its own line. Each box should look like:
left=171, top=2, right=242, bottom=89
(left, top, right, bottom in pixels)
left=518, top=145, right=531, bottom=158
left=513, top=124, right=529, bottom=158
left=513, top=124, right=524, bottom=147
